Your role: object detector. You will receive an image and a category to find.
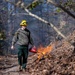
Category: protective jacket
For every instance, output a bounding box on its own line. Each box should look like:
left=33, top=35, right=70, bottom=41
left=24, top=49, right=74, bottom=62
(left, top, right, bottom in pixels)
left=12, top=28, right=33, bottom=46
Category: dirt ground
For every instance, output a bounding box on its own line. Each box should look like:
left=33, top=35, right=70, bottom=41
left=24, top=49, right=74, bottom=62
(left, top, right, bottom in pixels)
left=0, top=31, right=75, bottom=75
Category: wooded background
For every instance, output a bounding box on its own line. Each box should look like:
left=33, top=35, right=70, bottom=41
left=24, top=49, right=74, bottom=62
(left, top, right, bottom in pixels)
left=0, top=0, right=75, bottom=55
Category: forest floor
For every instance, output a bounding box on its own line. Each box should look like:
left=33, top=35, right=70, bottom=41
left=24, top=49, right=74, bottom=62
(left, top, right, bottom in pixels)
left=0, top=54, right=37, bottom=75
left=0, top=31, right=75, bottom=75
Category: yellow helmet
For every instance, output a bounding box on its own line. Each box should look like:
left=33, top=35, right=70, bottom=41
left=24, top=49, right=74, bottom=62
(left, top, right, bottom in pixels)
left=20, top=20, right=27, bottom=26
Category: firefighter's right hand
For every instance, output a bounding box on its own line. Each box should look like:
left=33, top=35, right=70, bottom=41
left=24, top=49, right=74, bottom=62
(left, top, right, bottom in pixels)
left=11, top=45, right=14, bottom=50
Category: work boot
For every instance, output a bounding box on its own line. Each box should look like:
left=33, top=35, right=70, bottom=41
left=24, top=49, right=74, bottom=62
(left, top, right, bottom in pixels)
left=22, top=68, right=26, bottom=73
left=19, top=65, right=22, bottom=71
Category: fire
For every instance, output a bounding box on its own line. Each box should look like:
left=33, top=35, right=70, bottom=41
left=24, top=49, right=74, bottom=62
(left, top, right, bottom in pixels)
left=37, top=44, right=53, bottom=60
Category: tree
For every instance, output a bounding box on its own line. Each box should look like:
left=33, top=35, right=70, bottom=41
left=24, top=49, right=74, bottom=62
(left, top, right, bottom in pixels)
left=0, top=0, right=8, bottom=55
left=4, top=0, right=66, bottom=39
left=47, top=0, right=75, bottom=19
left=4, top=0, right=74, bottom=47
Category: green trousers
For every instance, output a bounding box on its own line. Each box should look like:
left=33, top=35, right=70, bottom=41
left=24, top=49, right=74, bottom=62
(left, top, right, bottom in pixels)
left=17, top=45, right=29, bottom=69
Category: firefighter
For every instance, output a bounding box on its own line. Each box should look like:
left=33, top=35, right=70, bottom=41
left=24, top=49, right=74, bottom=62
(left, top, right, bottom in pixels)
left=11, top=20, right=34, bottom=72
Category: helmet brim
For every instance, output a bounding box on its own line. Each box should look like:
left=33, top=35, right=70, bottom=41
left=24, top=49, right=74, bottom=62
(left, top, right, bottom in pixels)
left=20, top=25, right=27, bottom=26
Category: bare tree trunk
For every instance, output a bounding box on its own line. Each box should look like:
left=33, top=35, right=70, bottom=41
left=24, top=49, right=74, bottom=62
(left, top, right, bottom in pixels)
left=48, top=1, right=75, bottom=19
left=24, top=8, right=66, bottom=39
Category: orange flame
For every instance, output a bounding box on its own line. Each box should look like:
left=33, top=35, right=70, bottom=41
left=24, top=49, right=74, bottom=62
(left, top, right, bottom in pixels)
left=37, top=44, right=53, bottom=59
